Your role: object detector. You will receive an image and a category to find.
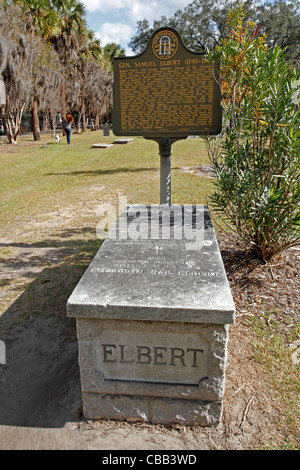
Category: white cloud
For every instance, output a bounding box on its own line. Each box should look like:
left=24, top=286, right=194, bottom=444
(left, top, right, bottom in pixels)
left=83, top=0, right=192, bottom=52
left=96, top=22, right=133, bottom=53
left=131, top=0, right=188, bottom=22
left=83, top=0, right=126, bottom=13
left=126, top=2, right=161, bottom=23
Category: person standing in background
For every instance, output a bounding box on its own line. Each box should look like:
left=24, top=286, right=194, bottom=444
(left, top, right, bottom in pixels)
left=64, top=114, right=74, bottom=144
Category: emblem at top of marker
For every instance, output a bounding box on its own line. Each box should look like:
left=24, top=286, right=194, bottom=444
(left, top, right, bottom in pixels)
left=152, top=29, right=179, bottom=60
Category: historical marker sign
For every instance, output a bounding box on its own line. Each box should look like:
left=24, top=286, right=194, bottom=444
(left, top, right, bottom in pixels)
left=113, top=27, right=222, bottom=138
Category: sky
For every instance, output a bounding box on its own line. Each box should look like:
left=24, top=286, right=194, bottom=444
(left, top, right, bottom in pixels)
left=82, top=0, right=193, bottom=55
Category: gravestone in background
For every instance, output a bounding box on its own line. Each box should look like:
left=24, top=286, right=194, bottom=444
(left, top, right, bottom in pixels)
left=103, top=122, right=110, bottom=136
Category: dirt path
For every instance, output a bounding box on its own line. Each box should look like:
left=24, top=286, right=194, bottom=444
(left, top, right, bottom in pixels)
left=0, top=309, right=276, bottom=450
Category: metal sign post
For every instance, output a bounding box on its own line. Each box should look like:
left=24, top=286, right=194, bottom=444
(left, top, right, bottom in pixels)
left=147, top=137, right=186, bottom=205
left=160, top=144, right=171, bottom=205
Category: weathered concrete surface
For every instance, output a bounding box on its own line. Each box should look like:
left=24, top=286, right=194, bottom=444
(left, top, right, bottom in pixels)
left=68, top=205, right=235, bottom=324
left=67, top=205, right=235, bottom=426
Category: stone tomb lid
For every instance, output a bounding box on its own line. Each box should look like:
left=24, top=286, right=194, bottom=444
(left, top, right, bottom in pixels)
left=67, top=205, right=235, bottom=324
left=92, top=143, right=113, bottom=148
left=113, top=139, right=134, bottom=144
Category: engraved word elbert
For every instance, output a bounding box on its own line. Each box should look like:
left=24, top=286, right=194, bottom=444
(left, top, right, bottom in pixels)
left=101, top=344, right=204, bottom=367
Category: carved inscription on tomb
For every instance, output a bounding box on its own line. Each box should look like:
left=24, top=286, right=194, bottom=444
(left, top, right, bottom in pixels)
left=94, top=330, right=209, bottom=384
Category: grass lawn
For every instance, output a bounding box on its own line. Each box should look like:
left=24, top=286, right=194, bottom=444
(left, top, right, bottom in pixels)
left=0, top=130, right=299, bottom=449
left=0, top=131, right=214, bottom=231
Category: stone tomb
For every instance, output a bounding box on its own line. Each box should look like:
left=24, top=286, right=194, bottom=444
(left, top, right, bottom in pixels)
left=67, top=205, right=235, bottom=426
left=113, top=139, right=134, bottom=144
left=92, top=143, right=113, bottom=149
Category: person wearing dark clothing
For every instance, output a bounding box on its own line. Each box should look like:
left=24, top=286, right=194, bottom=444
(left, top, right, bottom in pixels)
left=64, top=114, right=74, bottom=144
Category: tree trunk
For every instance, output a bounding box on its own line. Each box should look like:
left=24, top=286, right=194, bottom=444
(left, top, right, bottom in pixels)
left=61, top=82, right=66, bottom=121
left=106, top=99, right=109, bottom=123
left=31, top=98, right=40, bottom=141
left=43, top=112, right=50, bottom=131
left=3, top=105, right=24, bottom=144
left=61, top=81, right=66, bottom=136
left=95, top=112, right=99, bottom=130
left=76, top=111, right=82, bottom=133
left=81, top=100, right=86, bottom=133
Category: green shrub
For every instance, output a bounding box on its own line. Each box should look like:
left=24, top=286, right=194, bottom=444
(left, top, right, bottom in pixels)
left=206, top=28, right=300, bottom=262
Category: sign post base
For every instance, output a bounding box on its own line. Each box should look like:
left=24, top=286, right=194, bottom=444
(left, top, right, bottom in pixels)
left=146, top=136, right=186, bottom=205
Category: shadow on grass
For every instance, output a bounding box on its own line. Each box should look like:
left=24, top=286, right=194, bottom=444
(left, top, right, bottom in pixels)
left=0, top=228, right=101, bottom=428
left=45, top=166, right=181, bottom=177
left=45, top=167, right=160, bottom=177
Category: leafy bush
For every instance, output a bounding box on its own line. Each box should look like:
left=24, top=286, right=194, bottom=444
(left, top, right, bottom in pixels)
left=206, top=27, right=300, bottom=262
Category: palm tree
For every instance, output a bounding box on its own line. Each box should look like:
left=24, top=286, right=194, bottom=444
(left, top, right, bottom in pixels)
left=103, top=43, right=126, bottom=70
left=19, top=0, right=61, bottom=39
left=73, top=30, right=112, bottom=132
left=82, top=31, right=110, bottom=68
left=49, top=0, right=89, bottom=121
left=102, top=43, right=125, bottom=122
left=16, top=0, right=62, bottom=140
left=1, top=1, right=63, bottom=143
left=18, top=0, right=88, bottom=136
left=14, top=0, right=112, bottom=136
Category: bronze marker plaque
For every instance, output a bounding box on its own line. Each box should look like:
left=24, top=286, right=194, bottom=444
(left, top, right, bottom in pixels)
left=113, top=27, right=222, bottom=138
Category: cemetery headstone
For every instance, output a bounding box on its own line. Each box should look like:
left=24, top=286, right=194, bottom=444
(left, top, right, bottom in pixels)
left=103, top=122, right=110, bottom=136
